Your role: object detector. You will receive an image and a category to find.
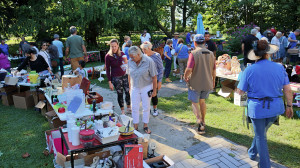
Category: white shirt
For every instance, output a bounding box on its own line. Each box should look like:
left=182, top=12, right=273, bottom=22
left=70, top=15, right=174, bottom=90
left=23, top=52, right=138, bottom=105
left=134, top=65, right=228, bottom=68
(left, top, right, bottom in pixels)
left=256, top=32, right=262, bottom=40
left=140, top=33, right=151, bottom=43
left=271, top=36, right=280, bottom=48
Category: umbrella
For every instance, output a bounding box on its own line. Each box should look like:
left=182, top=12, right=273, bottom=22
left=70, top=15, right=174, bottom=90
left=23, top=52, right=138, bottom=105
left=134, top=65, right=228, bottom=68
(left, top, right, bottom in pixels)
left=196, top=13, right=205, bottom=35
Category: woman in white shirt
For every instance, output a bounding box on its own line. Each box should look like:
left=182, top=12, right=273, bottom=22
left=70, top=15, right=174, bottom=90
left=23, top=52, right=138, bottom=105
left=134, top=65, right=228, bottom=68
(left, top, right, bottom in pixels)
left=38, top=42, right=51, bottom=69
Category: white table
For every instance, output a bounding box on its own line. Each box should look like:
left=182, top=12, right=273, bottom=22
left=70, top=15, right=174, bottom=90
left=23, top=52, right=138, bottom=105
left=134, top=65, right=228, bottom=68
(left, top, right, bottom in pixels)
left=41, top=88, right=113, bottom=121
left=216, top=72, right=239, bottom=81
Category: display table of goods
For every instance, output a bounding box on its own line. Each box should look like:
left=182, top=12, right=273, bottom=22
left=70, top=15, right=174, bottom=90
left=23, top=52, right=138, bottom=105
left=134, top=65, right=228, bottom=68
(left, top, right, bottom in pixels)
left=216, top=54, right=241, bottom=81
left=58, top=113, right=138, bottom=168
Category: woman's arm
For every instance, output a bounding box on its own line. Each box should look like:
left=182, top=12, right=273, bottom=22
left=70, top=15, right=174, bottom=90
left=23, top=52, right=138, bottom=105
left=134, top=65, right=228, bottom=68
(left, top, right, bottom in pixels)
left=283, top=84, right=294, bottom=118
left=152, top=75, right=157, bottom=97
left=105, top=56, right=114, bottom=90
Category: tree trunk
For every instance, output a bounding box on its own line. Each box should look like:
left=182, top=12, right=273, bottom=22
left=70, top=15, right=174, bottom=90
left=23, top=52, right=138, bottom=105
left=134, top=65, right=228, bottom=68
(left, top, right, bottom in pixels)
left=171, top=0, right=177, bottom=34
left=155, top=19, right=172, bottom=38
left=85, top=22, right=98, bottom=48
left=182, top=0, right=188, bottom=29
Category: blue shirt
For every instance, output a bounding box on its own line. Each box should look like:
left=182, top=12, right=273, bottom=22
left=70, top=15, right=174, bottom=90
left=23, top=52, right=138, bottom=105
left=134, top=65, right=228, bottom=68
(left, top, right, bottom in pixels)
left=186, top=33, right=191, bottom=44
left=288, top=32, right=297, bottom=49
left=0, top=44, right=9, bottom=55
left=149, top=52, right=164, bottom=82
left=52, top=40, right=64, bottom=58
left=238, top=60, right=289, bottom=119
left=124, top=47, right=130, bottom=60
left=175, top=44, right=189, bottom=59
left=172, top=38, right=178, bottom=49
left=163, top=45, right=172, bottom=59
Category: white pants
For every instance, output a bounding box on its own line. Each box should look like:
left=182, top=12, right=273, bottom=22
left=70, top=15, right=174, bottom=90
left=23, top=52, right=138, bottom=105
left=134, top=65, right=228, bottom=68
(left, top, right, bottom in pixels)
left=173, top=55, right=177, bottom=69
left=131, top=84, right=153, bottom=124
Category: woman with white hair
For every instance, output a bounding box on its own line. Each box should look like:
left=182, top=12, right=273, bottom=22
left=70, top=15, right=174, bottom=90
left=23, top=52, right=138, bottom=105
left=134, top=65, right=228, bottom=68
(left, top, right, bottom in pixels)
left=271, top=32, right=282, bottom=62
left=140, top=41, right=164, bottom=116
left=127, top=46, right=158, bottom=134
left=105, top=39, right=131, bottom=114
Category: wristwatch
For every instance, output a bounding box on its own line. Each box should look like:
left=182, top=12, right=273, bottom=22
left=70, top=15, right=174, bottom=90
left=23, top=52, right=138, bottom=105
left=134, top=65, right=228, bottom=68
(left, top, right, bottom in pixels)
left=286, top=105, right=292, bottom=108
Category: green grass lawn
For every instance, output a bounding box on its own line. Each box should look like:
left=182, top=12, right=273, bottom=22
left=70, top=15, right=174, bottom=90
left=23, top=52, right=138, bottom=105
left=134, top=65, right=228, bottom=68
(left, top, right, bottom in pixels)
left=159, top=92, right=300, bottom=168
left=0, top=105, right=53, bottom=167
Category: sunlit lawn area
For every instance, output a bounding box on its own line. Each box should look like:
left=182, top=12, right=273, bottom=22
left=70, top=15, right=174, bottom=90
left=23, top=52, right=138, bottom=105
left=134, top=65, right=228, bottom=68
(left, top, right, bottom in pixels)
left=159, top=92, right=300, bottom=168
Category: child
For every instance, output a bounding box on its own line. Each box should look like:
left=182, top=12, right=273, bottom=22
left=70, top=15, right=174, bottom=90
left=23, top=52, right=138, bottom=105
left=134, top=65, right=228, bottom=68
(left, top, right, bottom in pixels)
left=73, top=60, right=87, bottom=79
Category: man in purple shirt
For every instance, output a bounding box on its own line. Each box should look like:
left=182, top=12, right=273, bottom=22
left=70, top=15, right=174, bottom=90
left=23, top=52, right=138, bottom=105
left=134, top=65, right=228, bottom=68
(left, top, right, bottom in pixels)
left=0, top=39, right=9, bottom=55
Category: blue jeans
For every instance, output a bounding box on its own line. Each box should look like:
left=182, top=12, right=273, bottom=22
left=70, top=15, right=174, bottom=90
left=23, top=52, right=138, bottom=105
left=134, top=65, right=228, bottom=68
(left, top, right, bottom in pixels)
left=249, top=116, right=278, bottom=168
left=164, top=58, right=172, bottom=78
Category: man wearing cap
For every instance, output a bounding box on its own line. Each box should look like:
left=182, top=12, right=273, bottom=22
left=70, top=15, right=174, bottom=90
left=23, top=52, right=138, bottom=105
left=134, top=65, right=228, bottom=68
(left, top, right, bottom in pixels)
left=53, top=34, right=64, bottom=76
left=172, top=32, right=180, bottom=71
left=184, top=34, right=216, bottom=134
left=288, top=29, right=300, bottom=49
left=0, top=39, right=9, bottom=56
left=237, top=40, right=293, bottom=168
left=242, top=29, right=259, bottom=67
left=65, top=26, right=88, bottom=71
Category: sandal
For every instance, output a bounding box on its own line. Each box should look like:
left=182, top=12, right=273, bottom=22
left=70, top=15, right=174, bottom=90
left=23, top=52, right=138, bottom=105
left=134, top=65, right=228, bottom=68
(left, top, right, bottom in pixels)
left=144, top=127, right=152, bottom=134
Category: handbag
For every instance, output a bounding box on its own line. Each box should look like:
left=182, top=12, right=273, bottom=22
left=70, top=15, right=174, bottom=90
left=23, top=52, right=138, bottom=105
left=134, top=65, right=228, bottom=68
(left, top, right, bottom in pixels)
left=51, top=60, right=58, bottom=67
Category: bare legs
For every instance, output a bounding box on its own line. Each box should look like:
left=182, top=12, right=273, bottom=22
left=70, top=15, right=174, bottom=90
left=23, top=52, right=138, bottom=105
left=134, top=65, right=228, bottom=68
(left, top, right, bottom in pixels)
left=192, top=99, right=206, bottom=125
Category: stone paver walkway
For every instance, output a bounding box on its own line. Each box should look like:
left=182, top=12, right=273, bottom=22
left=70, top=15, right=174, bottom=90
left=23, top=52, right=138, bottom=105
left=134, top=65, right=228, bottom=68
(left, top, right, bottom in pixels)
left=170, top=136, right=286, bottom=168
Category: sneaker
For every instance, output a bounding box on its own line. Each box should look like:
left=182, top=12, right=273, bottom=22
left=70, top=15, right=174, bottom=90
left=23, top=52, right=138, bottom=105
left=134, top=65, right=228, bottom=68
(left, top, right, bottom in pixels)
left=180, top=79, right=183, bottom=83
left=152, top=109, right=159, bottom=116
left=165, top=78, right=172, bottom=83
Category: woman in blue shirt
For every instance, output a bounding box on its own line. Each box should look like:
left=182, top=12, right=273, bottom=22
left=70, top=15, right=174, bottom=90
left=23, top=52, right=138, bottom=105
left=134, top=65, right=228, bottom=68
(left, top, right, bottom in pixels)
left=279, top=31, right=288, bottom=62
left=123, top=40, right=132, bottom=60
left=175, top=38, right=189, bottom=82
left=237, top=40, right=293, bottom=168
left=164, top=39, right=173, bottom=83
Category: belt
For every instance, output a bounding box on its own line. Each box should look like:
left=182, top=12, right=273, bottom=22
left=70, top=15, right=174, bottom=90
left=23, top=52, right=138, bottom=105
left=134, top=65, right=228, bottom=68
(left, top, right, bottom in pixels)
left=248, top=97, right=281, bottom=109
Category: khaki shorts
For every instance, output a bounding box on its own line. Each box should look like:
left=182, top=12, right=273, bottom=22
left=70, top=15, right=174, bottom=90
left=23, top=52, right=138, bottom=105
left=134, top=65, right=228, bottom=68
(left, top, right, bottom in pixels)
left=70, top=57, right=84, bottom=71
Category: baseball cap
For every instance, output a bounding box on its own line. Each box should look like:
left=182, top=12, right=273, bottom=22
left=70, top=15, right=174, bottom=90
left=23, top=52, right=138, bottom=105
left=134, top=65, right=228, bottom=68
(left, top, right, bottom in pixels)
left=194, top=34, right=205, bottom=43
left=53, top=34, right=59, bottom=39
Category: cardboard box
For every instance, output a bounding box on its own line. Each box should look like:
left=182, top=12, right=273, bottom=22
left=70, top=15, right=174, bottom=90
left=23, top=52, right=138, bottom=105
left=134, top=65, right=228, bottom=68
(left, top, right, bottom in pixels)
left=45, top=128, right=59, bottom=154
left=31, top=91, right=38, bottom=105
left=234, top=92, right=247, bottom=106
left=4, top=76, right=18, bottom=85
left=45, top=110, right=66, bottom=129
left=124, top=144, right=143, bottom=168
left=218, top=79, right=236, bottom=98
left=84, top=150, right=110, bottom=166
left=0, top=86, right=18, bottom=106
left=12, top=91, right=35, bottom=109
left=145, top=155, right=175, bottom=168
left=56, top=152, right=85, bottom=168
left=138, top=137, right=149, bottom=159
left=35, top=101, right=47, bottom=116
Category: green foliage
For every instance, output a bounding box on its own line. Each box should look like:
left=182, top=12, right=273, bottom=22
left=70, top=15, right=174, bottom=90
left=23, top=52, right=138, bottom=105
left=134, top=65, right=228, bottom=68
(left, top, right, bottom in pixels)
left=226, top=23, right=257, bottom=54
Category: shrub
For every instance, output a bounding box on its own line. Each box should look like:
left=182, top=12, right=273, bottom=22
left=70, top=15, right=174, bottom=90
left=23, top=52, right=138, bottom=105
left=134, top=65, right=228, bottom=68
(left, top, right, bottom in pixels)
left=226, top=23, right=257, bottom=54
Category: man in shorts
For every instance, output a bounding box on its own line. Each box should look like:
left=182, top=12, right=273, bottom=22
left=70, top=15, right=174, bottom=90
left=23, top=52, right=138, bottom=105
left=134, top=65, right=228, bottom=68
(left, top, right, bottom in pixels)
left=184, top=34, right=216, bottom=134
left=65, top=26, right=88, bottom=70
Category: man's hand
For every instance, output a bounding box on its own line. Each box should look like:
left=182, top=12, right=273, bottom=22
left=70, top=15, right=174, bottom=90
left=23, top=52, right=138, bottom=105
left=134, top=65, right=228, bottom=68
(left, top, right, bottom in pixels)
left=84, top=56, right=88, bottom=62
left=167, top=56, right=171, bottom=60
left=285, top=107, right=294, bottom=119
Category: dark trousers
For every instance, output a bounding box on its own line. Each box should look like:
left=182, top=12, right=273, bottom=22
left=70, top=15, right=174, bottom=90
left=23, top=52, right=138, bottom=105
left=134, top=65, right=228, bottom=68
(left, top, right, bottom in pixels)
left=59, top=58, right=64, bottom=77
left=112, top=74, right=131, bottom=108
left=164, top=58, right=172, bottom=78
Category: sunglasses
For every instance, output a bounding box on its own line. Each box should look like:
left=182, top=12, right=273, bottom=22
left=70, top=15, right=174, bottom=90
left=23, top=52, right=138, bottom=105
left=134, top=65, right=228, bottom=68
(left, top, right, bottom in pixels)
left=43, top=45, right=48, bottom=46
